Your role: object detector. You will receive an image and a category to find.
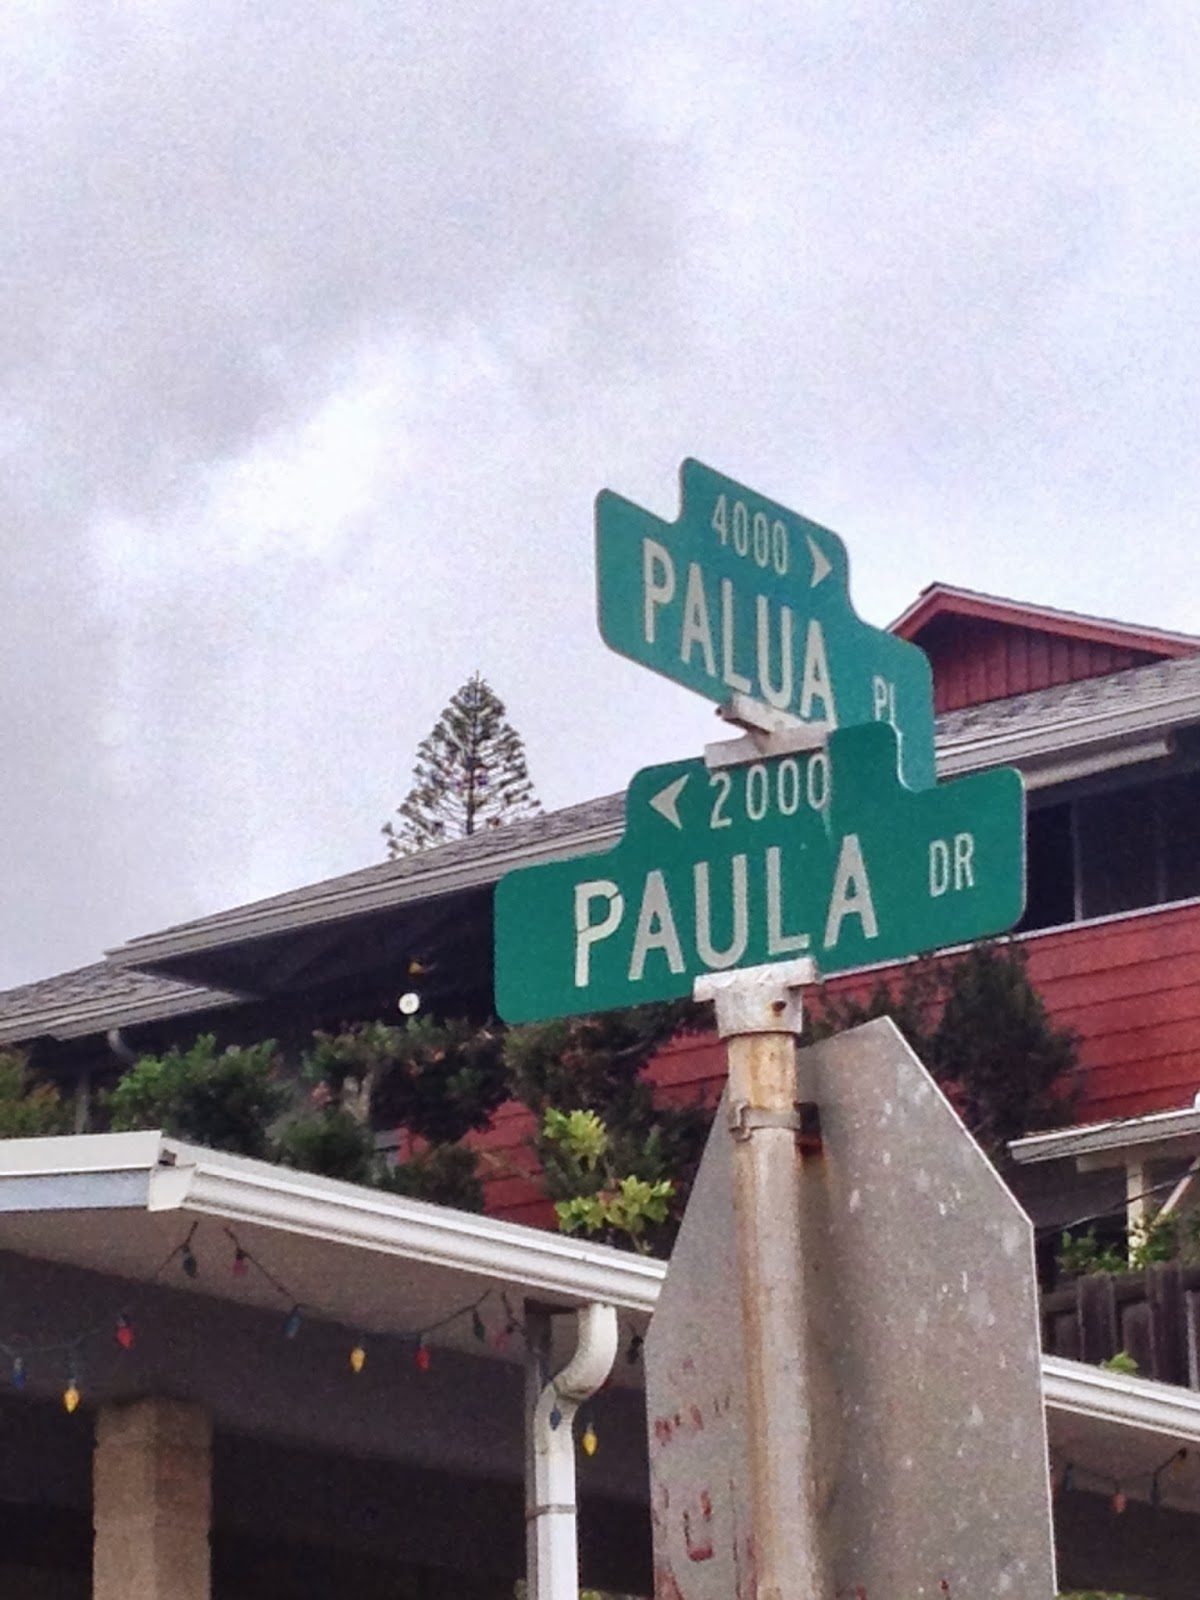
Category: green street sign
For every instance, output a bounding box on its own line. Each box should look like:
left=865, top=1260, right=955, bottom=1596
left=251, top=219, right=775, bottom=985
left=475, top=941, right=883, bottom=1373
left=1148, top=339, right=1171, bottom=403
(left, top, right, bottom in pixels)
left=596, top=460, right=937, bottom=790
left=494, top=724, right=1024, bottom=1024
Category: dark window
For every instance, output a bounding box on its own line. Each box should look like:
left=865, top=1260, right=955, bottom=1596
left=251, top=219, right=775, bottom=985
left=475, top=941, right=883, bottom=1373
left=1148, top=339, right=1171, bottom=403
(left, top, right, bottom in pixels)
left=1162, top=770, right=1200, bottom=901
left=1018, top=803, right=1075, bottom=932
left=1076, top=787, right=1160, bottom=918
left=1018, top=767, right=1200, bottom=932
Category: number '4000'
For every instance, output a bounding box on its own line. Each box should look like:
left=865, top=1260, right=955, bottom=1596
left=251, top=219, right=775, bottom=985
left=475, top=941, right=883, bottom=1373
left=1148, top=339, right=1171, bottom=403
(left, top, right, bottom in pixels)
left=711, top=494, right=789, bottom=576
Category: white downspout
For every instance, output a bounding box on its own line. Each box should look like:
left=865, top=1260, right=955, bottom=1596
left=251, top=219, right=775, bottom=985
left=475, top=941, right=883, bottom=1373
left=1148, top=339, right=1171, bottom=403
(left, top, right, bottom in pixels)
left=529, top=1301, right=619, bottom=1600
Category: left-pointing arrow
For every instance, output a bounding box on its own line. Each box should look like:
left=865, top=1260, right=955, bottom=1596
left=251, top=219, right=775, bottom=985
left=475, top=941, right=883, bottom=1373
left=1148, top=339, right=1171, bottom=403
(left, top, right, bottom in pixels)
left=649, top=774, right=689, bottom=830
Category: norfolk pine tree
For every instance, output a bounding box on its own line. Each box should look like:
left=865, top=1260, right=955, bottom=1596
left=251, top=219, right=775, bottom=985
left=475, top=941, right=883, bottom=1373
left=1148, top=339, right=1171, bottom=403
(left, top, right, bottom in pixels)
left=382, top=672, right=540, bottom=858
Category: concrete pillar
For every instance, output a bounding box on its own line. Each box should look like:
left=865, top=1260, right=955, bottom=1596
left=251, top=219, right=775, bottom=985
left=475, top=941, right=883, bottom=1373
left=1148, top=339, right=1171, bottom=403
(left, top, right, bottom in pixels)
left=93, top=1398, right=212, bottom=1600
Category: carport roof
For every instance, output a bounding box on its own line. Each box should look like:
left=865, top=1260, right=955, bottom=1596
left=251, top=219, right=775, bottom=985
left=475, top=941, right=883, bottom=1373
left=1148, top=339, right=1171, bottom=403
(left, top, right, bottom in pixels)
left=2, top=1132, right=1200, bottom=1519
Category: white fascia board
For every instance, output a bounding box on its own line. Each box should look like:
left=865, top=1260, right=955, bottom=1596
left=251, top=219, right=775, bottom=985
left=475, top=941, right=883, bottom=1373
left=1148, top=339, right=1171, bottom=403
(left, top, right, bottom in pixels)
left=1042, top=1354, right=1200, bottom=1443
left=0, top=1131, right=166, bottom=1213
left=1011, top=1106, right=1200, bottom=1166
left=0, top=1129, right=166, bottom=1176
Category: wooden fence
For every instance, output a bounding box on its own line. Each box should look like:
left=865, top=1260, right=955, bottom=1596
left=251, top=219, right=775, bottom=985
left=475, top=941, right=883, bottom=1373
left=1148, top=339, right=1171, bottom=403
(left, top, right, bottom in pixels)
left=1042, top=1263, right=1200, bottom=1388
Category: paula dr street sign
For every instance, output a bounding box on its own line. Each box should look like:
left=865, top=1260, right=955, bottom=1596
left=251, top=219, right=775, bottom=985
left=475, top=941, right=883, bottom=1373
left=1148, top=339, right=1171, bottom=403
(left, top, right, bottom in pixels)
left=494, top=723, right=1024, bottom=1024
left=596, top=459, right=937, bottom=789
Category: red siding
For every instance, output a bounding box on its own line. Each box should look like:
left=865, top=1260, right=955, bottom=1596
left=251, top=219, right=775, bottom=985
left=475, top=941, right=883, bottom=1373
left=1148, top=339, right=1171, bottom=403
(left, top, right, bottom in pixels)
left=477, top=902, right=1200, bottom=1227
left=809, top=904, right=1200, bottom=1122
left=916, top=615, right=1156, bottom=713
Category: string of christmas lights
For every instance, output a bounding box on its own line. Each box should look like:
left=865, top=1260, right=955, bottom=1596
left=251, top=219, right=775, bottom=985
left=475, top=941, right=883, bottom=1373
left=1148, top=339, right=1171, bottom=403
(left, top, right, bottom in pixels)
left=0, top=1219, right=636, bottom=1456
left=0, top=1224, right=202, bottom=1412
left=1051, top=1445, right=1188, bottom=1513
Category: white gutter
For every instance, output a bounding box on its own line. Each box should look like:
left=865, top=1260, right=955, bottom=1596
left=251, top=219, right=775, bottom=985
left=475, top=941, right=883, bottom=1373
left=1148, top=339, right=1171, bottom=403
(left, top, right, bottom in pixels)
left=166, top=1141, right=663, bottom=1309
left=1042, top=1354, right=1200, bottom=1443
left=0, top=1130, right=165, bottom=1176
left=1007, top=735, right=1172, bottom=792
left=530, top=1303, right=619, bottom=1600
left=0, top=1132, right=664, bottom=1312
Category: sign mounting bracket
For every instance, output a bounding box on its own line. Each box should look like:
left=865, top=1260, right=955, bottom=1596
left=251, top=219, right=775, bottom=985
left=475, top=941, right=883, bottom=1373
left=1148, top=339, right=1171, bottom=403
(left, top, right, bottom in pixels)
left=705, top=694, right=830, bottom=770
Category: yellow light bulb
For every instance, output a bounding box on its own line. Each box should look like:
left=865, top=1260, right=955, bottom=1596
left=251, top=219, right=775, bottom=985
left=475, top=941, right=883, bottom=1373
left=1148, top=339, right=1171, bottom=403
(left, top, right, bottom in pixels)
left=581, top=1423, right=598, bottom=1457
left=63, top=1382, right=81, bottom=1414
left=350, top=1344, right=366, bottom=1374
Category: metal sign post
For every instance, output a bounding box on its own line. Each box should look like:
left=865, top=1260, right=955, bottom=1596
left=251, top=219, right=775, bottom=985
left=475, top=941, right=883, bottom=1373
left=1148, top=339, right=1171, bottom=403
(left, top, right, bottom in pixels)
left=693, top=960, right=829, bottom=1600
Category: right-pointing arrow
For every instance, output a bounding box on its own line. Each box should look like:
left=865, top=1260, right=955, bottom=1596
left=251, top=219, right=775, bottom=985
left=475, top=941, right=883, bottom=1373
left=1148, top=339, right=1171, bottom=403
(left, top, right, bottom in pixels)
left=649, top=774, right=689, bottom=830
left=807, top=532, right=832, bottom=588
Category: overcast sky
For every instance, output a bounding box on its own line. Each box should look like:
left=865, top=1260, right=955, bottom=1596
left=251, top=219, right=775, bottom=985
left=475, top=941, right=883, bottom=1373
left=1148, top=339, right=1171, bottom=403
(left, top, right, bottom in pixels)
left=2, top=2, right=1198, bottom=988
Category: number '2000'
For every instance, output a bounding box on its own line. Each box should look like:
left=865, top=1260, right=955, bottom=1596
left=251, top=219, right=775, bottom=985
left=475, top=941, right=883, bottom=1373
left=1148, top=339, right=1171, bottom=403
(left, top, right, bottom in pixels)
left=708, top=754, right=829, bottom=830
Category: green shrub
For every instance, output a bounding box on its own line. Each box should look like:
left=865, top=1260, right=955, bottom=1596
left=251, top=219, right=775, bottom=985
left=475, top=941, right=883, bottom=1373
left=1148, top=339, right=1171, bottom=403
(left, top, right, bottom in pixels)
left=377, top=1142, right=484, bottom=1211
left=813, top=941, right=1078, bottom=1159
left=540, top=1107, right=677, bottom=1254
left=1058, top=1209, right=1200, bottom=1279
left=275, top=1107, right=379, bottom=1184
left=106, top=1035, right=286, bottom=1157
left=0, top=1050, right=71, bottom=1138
left=306, top=1017, right=509, bottom=1145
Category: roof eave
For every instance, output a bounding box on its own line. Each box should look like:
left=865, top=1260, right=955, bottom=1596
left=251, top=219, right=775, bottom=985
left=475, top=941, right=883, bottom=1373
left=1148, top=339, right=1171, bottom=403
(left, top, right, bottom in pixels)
left=103, top=684, right=1200, bottom=985
left=937, top=684, right=1200, bottom=783
left=1011, top=1105, right=1200, bottom=1166
left=105, top=818, right=623, bottom=976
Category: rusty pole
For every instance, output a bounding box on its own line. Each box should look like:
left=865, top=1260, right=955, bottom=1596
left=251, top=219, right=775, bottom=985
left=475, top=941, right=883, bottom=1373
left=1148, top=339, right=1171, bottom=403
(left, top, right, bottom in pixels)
left=695, top=959, right=832, bottom=1600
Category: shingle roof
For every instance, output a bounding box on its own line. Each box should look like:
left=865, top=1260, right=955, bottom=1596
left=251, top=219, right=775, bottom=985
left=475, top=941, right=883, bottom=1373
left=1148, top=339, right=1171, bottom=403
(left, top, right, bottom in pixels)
left=936, top=652, right=1200, bottom=775
left=0, top=962, right=240, bottom=1047
left=3, top=650, right=1199, bottom=1045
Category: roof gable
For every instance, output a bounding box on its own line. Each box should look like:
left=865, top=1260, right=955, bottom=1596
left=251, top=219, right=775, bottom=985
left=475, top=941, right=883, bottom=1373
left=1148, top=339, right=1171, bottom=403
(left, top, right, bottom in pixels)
left=891, top=584, right=1200, bottom=714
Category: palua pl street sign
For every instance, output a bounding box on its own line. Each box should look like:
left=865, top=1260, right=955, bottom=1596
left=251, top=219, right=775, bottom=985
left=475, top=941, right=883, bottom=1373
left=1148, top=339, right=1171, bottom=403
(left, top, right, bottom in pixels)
left=595, top=459, right=937, bottom=789
left=493, top=723, right=1024, bottom=1024
left=644, top=1018, right=1057, bottom=1599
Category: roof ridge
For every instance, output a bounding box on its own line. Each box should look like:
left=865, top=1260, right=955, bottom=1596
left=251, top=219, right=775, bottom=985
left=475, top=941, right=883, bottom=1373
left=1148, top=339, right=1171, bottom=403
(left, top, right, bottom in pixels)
left=892, top=581, right=1200, bottom=650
